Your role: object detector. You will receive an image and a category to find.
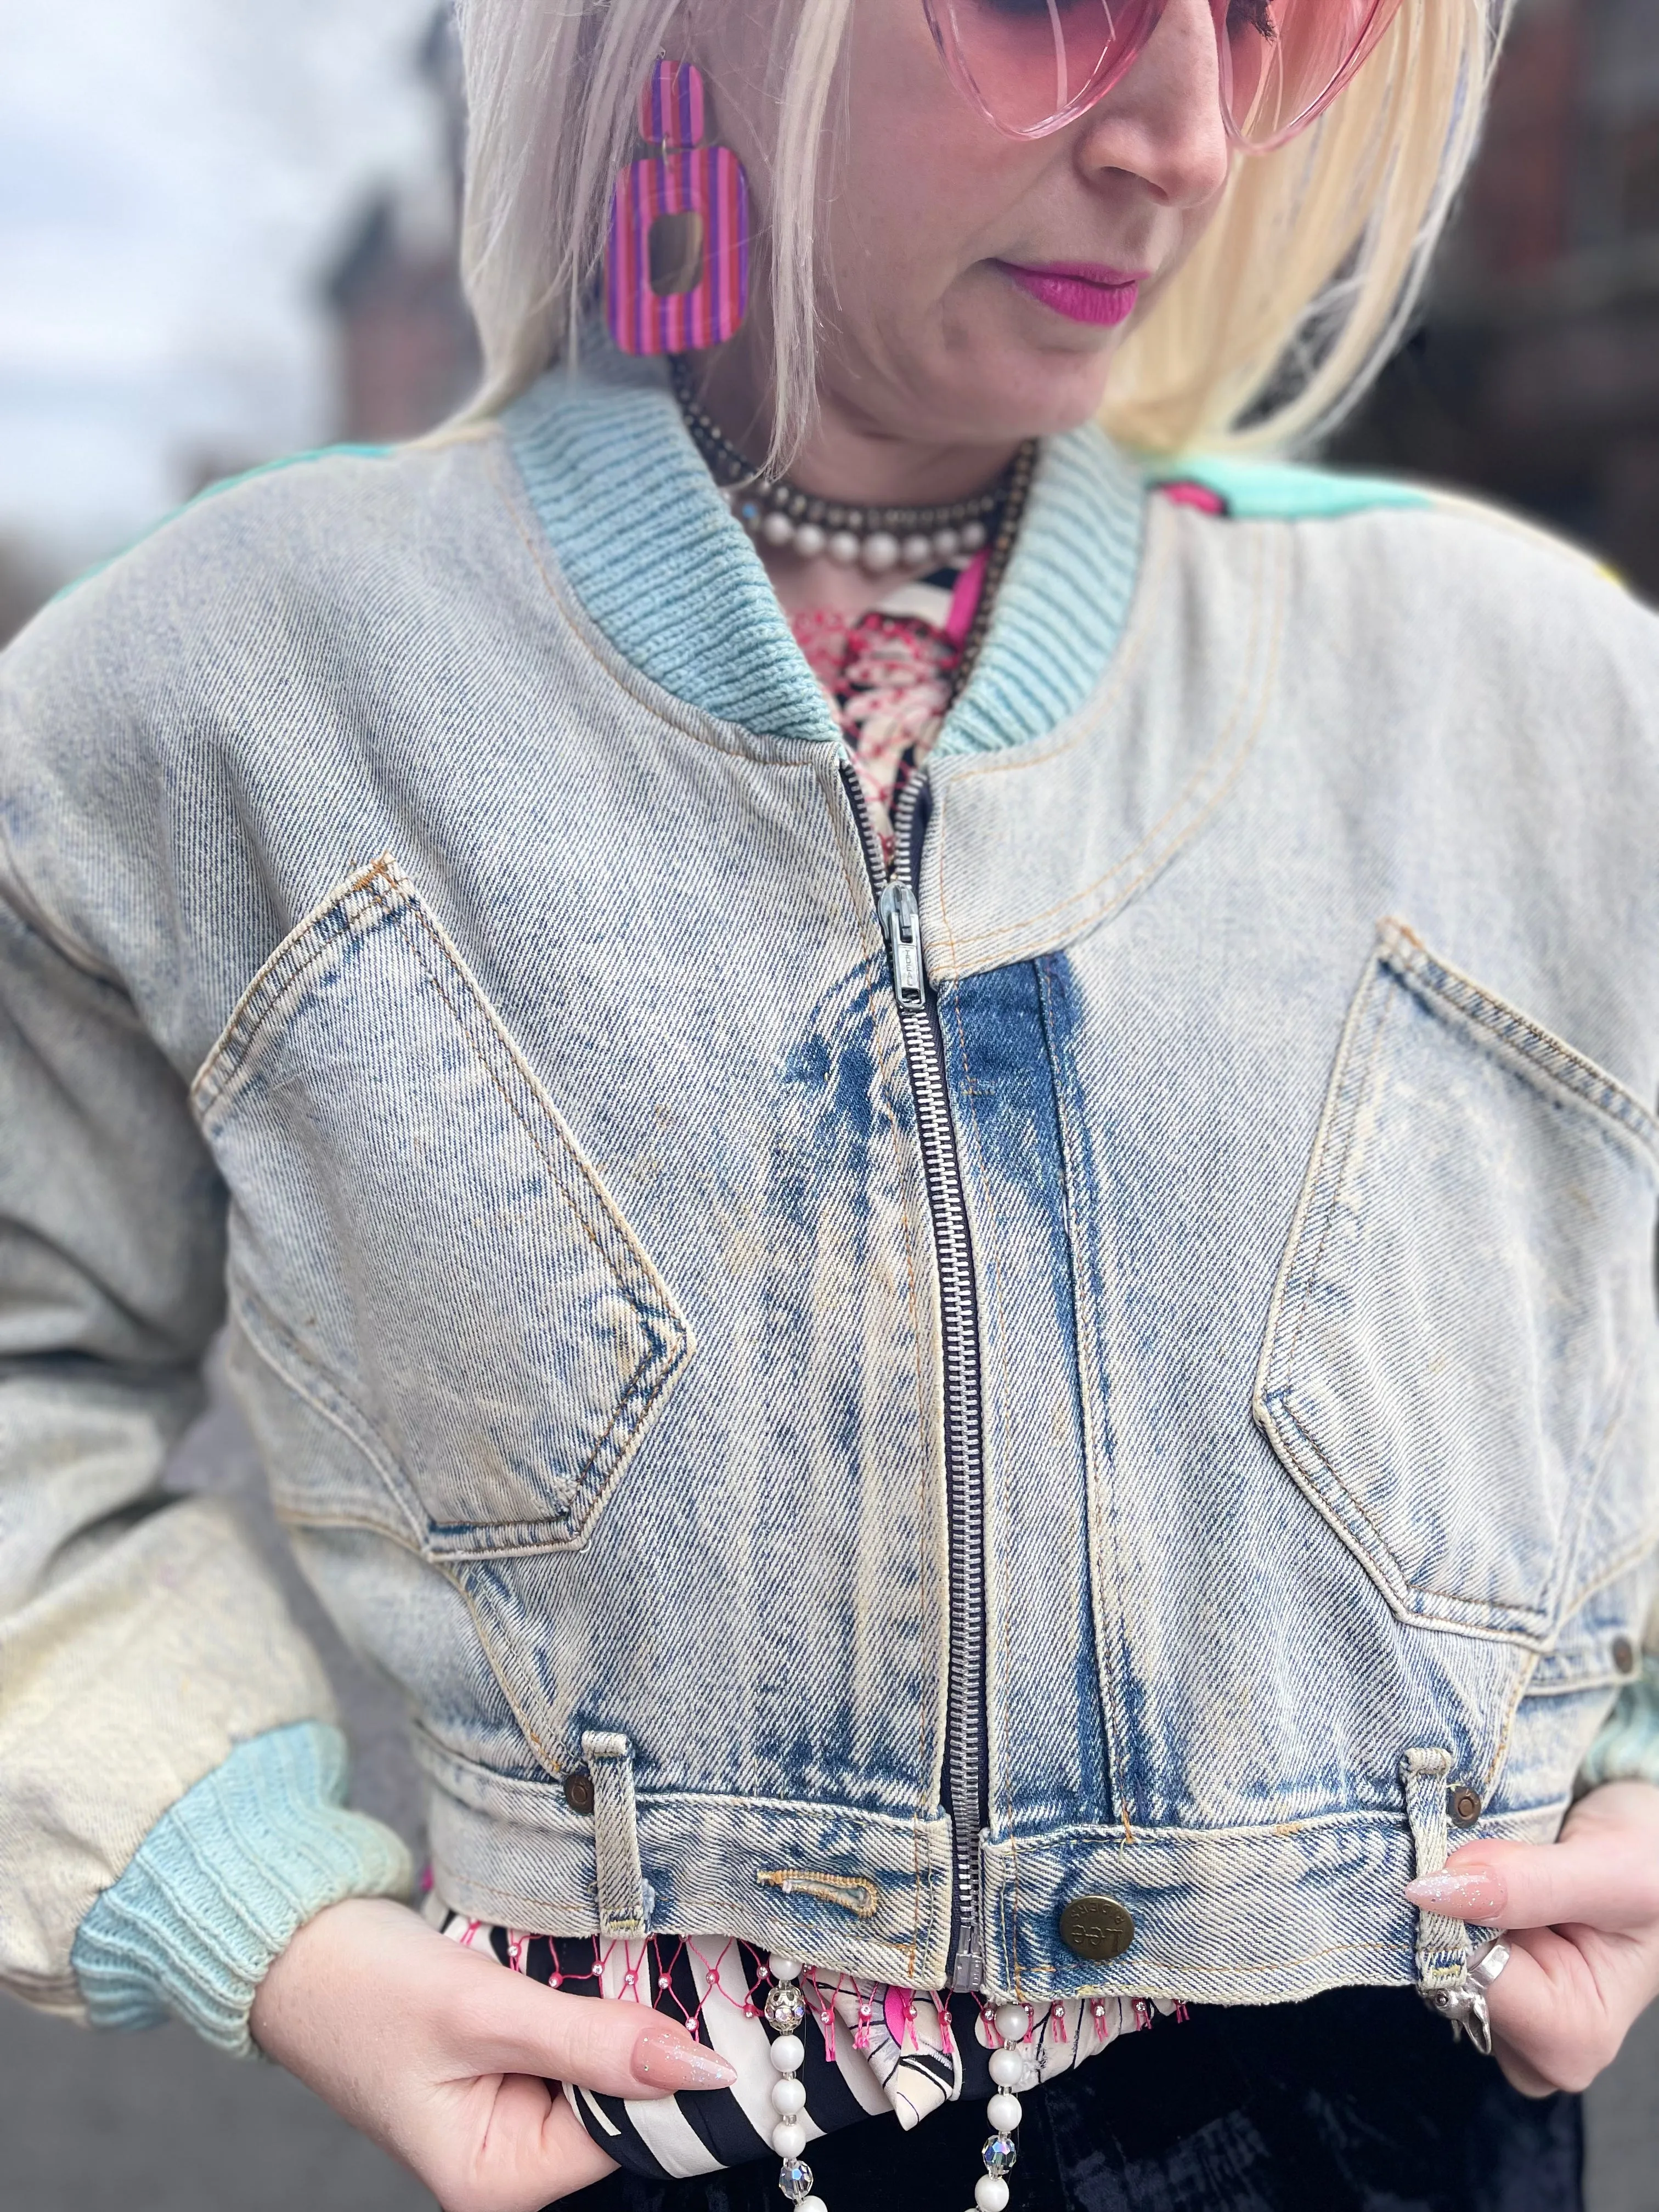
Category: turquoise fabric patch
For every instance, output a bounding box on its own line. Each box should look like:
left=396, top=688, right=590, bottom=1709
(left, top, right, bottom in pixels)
left=1148, top=455, right=1431, bottom=521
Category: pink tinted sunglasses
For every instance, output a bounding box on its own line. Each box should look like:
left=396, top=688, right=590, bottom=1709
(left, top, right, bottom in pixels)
left=924, top=0, right=1403, bottom=150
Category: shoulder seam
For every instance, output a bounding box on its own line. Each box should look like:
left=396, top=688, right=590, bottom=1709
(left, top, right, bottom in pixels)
left=46, top=439, right=403, bottom=615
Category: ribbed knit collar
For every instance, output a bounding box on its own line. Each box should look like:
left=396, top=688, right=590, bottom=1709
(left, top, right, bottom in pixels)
left=504, top=335, right=1147, bottom=760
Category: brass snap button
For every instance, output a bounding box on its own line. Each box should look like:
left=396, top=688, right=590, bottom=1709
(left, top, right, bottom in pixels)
left=1612, top=1635, right=1638, bottom=1676
left=563, top=1768, right=596, bottom=1814
left=1448, top=1786, right=1482, bottom=1828
left=1059, top=1895, right=1136, bottom=1962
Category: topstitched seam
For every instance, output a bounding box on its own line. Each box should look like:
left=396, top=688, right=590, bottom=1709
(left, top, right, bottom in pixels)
left=936, top=522, right=1259, bottom=963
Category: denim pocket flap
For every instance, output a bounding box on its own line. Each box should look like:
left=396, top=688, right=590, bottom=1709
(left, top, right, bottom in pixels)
left=193, top=857, right=693, bottom=1554
left=1255, top=919, right=1659, bottom=1645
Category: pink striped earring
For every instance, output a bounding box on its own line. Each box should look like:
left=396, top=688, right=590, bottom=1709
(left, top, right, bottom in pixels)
left=605, top=59, right=752, bottom=356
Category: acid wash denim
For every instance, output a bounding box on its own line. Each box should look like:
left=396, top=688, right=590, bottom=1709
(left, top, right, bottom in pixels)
left=3, top=349, right=1659, bottom=2046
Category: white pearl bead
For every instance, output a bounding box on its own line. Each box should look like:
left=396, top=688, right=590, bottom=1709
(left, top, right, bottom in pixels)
left=799, top=2200, right=828, bottom=2212
left=988, top=2046, right=1024, bottom=2086
left=827, top=531, right=862, bottom=566
left=987, top=2092, right=1023, bottom=2134
left=900, top=533, right=933, bottom=567
left=961, top=520, right=988, bottom=552
left=975, top=2179, right=1011, bottom=2212
left=933, top=526, right=962, bottom=558
left=761, top=511, right=796, bottom=548
left=768, top=1955, right=804, bottom=1983
left=768, top=2033, right=805, bottom=2073
left=772, top=2120, right=808, bottom=2160
left=771, top=2076, right=807, bottom=2117
left=861, top=531, right=900, bottom=574
left=994, top=2002, right=1030, bottom=2043
left=792, top=524, right=826, bottom=560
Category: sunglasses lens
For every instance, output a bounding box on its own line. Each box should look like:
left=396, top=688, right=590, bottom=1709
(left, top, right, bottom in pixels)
left=1219, top=0, right=1403, bottom=148
left=929, top=0, right=1167, bottom=139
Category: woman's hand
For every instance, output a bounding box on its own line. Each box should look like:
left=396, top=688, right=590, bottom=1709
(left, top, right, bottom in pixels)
left=249, top=1897, right=736, bottom=2211
left=1405, top=1779, right=1659, bottom=2096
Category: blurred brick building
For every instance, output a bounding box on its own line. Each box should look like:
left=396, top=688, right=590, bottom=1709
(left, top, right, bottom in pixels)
left=1336, top=0, right=1659, bottom=595
left=323, top=9, right=478, bottom=443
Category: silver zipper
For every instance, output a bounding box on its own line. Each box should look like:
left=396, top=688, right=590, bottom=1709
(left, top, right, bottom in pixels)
left=840, top=755, right=986, bottom=1992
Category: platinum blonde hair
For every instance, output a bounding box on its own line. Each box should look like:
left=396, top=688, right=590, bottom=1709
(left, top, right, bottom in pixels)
left=454, top=0, right=1508, bottom=459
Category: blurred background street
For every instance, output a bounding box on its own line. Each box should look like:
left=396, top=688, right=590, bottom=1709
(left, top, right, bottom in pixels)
left=3, top=0, right=1657, bottom=2201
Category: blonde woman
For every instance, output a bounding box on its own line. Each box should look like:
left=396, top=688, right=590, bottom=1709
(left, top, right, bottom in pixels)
left=3, top=0, right=1658, bottom=2208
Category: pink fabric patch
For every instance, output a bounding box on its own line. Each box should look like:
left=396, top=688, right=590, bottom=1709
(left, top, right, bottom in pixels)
left=1156, top=481, right=1227, bottom=516
left=944, top=549, right=991, bottom=649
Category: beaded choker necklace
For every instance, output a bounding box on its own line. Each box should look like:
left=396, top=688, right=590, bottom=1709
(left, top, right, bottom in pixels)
left=671, top=354, right=1036, bottom=582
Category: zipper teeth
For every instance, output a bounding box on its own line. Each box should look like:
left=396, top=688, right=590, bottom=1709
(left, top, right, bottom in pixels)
left=841, top=758, right=985, bottom=1990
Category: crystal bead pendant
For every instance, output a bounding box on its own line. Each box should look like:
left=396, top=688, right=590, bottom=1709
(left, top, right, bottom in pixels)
left=983, top=2132, right=1019, bottom=2176
left=764, top=1980, right=807, bottom=2032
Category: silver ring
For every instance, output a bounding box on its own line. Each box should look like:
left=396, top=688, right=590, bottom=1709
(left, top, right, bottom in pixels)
left=1468, top=1939, right=1511, bottom=1991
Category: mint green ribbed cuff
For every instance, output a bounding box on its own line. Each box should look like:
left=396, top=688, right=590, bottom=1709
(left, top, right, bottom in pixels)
left=71, top=1721, right=411, bottom=2055
left=1580, top=1655, right=1659, bottom=1794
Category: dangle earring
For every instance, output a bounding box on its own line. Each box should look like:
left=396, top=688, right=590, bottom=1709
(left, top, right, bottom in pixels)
left=606, top=58, right=752, bottom=355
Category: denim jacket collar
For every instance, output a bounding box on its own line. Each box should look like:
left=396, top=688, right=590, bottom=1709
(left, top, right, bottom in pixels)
left=501, top=334, right=1148, bottom=762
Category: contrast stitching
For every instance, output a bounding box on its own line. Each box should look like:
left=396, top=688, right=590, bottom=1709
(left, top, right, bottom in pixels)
left=1279, top=954, right=1399, bottom=1389
left=193, top=857, right=404, bottom=1111
left=1380, top=919, right=1659, bottom=1160
left=371, top=888, right=670, bottom=1505
left=756, top=1869, right=882, bottom=1919
left=1481, top=1648, right=1539, bottom=1799
left=935, top=525, right=1170, bottom=977
left=1035, top=954, right=1135, bottom=1833
left=937, top=523, right=1269, bottom=962
left=946, top=539, right=1283, bottom=967
left=230, top=1296, right=427, bottom=1549
left=1274, top=1397, right=1548, bottom=1622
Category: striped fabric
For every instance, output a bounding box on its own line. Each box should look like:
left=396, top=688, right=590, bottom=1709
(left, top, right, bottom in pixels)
left=439, top=1912, right=1172, bottom=2181
left=607, top=60, right=750, bottom=356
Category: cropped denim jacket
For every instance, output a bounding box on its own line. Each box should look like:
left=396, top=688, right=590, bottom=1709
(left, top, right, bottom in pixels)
left=3, top=341, right=1658, bottom=2054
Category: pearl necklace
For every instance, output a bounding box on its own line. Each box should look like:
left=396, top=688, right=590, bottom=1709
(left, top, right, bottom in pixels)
left=672, top=356, right=1037, bottom=580
left=760, top=1954, right=1034, bottom=2212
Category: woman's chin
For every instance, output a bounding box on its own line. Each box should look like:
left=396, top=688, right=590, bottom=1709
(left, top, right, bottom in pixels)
left=923, top=344, right=1123, bottom=447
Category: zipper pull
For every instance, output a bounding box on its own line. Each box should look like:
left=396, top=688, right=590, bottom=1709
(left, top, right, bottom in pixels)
left=878, top=881, right=927, bottom=1009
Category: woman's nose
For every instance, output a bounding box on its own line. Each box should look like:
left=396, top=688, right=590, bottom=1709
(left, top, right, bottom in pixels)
left=1077, top=0, right=1233, bottom=210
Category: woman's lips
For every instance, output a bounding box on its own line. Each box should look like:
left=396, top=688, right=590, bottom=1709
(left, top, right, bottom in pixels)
left=997, top=260, right=1144, bottom=326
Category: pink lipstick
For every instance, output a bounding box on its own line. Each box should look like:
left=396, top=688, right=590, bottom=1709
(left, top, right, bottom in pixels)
left=997, top=260, right=1144, bottom=327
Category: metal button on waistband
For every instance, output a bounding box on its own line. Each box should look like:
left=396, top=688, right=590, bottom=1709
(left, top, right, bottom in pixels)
left=563, top=1768, right=595, bottom=1814
left=1612, top=1634, right=1637, bottom=1676
left=1059, top=1896, right=1136, bottom=1961
left=1448, top=1786, right=1483, bottom=1828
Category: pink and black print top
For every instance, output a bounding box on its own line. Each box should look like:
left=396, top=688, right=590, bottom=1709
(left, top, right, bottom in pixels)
left=788, top=551, right=990, bottom=864
left=436, top=1908, right=1174, bottom=2181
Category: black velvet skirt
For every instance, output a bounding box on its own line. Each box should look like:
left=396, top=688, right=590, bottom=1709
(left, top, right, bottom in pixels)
left=569, top=1985, right=1581, bottom=2212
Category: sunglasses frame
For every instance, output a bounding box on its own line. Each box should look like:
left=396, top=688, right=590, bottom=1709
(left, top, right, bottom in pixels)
left=922, top=0, right=1402, bottom=154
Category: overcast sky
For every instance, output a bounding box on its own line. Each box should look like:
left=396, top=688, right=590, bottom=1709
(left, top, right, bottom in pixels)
left=0, top=0, right=445, bottom=567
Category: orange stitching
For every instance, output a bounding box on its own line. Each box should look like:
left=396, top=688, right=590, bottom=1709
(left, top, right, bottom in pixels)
left=756, top=1869, right=883, bottom=1919
left=935, top=521, right=1263, bottom=964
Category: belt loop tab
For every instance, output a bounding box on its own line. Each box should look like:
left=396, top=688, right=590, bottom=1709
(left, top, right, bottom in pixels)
left=583, top=1730, right=648, bottom=1937
left=1399, top=1747, right=1471, bottom=1994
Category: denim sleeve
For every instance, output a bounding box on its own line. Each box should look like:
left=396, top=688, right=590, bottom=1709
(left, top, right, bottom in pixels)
left=1579, top=1651, right=1659, bottom=1796
left=0, top=884, right=407, bottom=2036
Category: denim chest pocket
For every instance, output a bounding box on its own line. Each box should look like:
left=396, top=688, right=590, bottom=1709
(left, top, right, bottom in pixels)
left=193, top=857, right=693, bottom=1555
left=1256, top=920, right=1659, bottom=1645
